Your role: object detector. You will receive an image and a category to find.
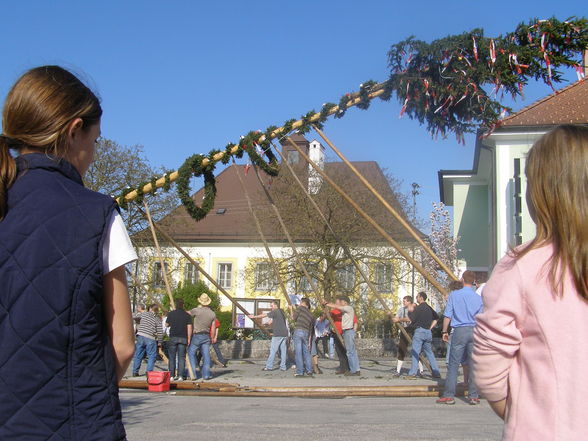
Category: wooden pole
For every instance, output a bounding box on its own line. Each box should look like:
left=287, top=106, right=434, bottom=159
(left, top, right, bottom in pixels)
left=251, top=165, right=345, bottom=348
left=271, top=142, right=432, bottom=372
left=144, top=201, right=176, bottom=310
left=116, top=83, right=389, bottom=206
left=284, top=136, right=448, bottom=298
left=232, top=160, right=292, bottom=307
left=136, top=207, right=271, bottom=338
left=313, top=125, right=458, bottom=283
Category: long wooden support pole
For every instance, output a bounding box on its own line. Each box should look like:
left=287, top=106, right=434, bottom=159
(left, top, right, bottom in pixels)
left=251, top=165, right=346, bottom=348
left=117, top=84, right=388, bottom=205
left=271, top=142, right=431, bottom=372
left=144, top=201, right=176, bottom=310
left=313, top=126, right=458, bottom=283
left=232, top=161, right=292, bottom=307
left=137, top=207, right=271, bottom=338
left=284, top=136, right=448, bottom=298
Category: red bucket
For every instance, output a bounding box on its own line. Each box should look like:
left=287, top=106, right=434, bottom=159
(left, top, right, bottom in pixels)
left=147, top=371, right=170, bottom=392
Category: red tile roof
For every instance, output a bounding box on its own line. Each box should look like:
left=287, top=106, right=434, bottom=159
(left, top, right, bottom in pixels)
left=147, top=162, right=419, bottom=244
left=500, top=78, right=588, bottom=127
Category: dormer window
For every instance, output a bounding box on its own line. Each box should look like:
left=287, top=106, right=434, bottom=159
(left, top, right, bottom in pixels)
left=287, top=150, right=300, bottom=165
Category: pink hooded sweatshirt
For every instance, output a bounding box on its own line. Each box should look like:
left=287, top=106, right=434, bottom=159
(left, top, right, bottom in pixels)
left=473, top=244, right=588, bottom=441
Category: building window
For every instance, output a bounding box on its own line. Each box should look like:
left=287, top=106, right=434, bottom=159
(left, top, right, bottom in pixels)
left=337, top=264, right=355, bottom=292
left=300, top=263, right=318, bottom=292
left=152, top=261, right=170, bottom=288
left=254, top=262, right=276, bottom=291
left=217, top=263, right=233, bottom=289
left=184, top=262, right=198, bottom=284
left=374, top=263, right=392, bottom=293
left=287, top=150, right=299, bottom=165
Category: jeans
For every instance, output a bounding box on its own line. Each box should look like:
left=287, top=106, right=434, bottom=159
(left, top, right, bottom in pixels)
left=133, top=335, right=158, bottom=374
left=211, top=341, right=228, bottom=366
left=188, top=334, right=211, bottom=379
left=343, top=329, right=360, bottom=373
left=293, top=329, right=312, bottom=375
left=444, top=326, right=478, bottom=398
left=408, top=328, right=440, bottom=376
left=315, top=336, right=329, bottom=357
left=333, top=332, right=349, bottom=372
left=167, top=336, right=188, bottom=378
left=266, top=336, right=287, bottom=370
left=329, top=335, right=335, bottom=358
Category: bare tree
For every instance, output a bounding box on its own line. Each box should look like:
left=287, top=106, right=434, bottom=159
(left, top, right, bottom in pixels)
left=250, top=160, right=419, bottom=336
left=85, top=138, right=179, bottom=308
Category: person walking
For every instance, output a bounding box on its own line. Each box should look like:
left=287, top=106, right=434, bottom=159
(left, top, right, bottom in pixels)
left=404, top=292, right=441, bottom=379
left=291, top=298, right=314, bottom=377
left=473, top=125, right=588, bottom=440
left=132, top=304, right=164, bottom=376
left=188, top=294, right=216, bottom=380
left=0, top=66, right=136, bottom=440
left=249, top=300, right=289, bottom=371
left=437, top=271, right=483, bottom=405
left=165, top=298, right=193, bottom=380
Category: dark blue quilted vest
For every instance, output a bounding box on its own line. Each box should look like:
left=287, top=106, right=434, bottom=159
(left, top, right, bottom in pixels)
left=0, top=154, right=126, bottom=440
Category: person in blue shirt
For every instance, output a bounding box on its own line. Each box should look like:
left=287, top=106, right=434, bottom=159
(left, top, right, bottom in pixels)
left=437, top=270, right=483, bottom=405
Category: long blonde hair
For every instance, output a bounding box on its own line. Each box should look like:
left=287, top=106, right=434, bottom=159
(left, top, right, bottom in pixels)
left=514, top=125, right=588, bottom=299
left=0, top=66, right=102, bottom=220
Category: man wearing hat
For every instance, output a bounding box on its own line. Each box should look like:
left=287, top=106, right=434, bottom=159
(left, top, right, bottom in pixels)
left=187, top=293, right=217, bottom=380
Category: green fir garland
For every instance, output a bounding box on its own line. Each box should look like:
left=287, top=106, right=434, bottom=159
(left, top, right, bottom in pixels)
left=115, top=16, right=588, bottom=222
left=175, top=154, right=217, bottom=221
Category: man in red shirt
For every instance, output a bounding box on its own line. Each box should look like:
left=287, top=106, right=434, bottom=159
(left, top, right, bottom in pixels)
left=329, top=308, right=358, bottom=374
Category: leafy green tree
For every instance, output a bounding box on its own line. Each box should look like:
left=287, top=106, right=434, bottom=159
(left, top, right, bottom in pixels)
left=162, top=281, right=219, bottom=311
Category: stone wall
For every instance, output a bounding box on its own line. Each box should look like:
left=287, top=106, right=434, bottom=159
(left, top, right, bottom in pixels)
left=217, top=338, right=447, bottom=359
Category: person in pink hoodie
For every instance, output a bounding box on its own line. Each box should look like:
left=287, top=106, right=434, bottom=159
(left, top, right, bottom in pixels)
left=473, top=125, right=588, bottom=441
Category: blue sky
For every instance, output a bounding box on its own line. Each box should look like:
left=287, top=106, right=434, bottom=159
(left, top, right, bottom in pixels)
left=0, top=1, right=584, bottom=229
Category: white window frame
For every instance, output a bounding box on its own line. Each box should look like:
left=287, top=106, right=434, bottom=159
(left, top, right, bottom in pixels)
left=184, top=262, right=198, bottom=284
left=217, top=263, right=233, bottom=289
left=375, top=262, right=392, bottom=293
left=254, top=262, right=275, bottom=291
left=337, top=264, right=355, bottom=292
left=152, top=261, right=170, bottom=288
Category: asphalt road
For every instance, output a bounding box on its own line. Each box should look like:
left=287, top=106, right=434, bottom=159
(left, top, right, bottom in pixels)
left=120, top=392, right=503, bottom=441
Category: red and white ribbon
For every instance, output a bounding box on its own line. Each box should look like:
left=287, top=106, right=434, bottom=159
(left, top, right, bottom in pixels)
left=489, top=40, right=496, bottom=65
left=472, top=36, right=478, bottom=62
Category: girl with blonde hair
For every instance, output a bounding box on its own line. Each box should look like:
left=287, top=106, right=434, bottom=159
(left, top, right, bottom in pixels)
left=473, top=124, right=588, bottom=440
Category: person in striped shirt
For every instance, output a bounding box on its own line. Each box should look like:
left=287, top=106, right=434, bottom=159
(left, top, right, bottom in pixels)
left=132, top=304, right=163, bottom=376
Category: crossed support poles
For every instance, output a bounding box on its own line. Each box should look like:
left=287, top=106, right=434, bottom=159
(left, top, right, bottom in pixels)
left=131, top=126, right=458, bottom=376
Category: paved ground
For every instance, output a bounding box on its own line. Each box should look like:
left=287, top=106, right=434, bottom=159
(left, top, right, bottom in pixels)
left=121, top=357, right=504, bottom=440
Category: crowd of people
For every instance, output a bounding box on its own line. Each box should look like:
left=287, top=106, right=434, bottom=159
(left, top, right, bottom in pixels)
left=132, top=293, right=227, bottom=381
left=2, top=63, right=585, bottom=440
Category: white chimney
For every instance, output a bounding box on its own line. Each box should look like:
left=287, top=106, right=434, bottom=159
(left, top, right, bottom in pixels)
left=308, top=140, right=325, bottom=194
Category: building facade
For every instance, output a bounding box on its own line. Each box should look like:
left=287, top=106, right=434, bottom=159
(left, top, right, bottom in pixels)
left=439, top=78, right=588, bottom=275
left=136, top=135, right=432, bottom=321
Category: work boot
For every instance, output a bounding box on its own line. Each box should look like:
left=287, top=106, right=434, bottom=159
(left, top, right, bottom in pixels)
left=312, top=355, right=323, bottom=374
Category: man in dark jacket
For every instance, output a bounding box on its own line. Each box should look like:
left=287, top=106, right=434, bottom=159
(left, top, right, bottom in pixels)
left=165, top=298, right=193, bottom=380
left=405, top=292, right=441, bottom=379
